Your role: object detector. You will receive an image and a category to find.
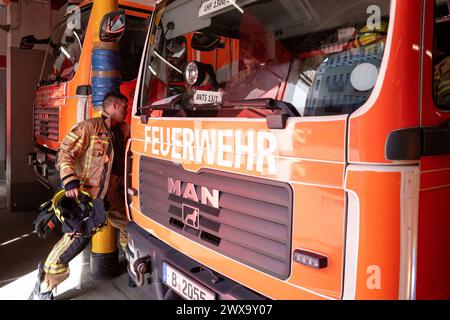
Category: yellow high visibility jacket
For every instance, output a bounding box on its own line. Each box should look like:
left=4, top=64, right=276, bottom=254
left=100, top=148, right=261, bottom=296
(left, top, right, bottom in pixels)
left=56, top=112, right=130, bottom=199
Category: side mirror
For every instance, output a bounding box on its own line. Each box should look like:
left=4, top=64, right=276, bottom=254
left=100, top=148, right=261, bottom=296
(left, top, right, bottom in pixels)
left=191, top=33, right=224, bottom=52
left=100, top=10, right=126, bottom=42
left=20, top=35, right=51, bottom=50
left=20, top=35, right=37, bottom=50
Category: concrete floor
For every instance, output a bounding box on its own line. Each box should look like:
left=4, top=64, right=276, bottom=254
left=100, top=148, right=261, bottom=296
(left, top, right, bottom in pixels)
left=0, top=182, right=153, bottom=300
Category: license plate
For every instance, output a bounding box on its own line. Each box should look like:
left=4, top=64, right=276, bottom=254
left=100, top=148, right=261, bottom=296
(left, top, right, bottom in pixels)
left=193, top=90, right=223, bottom=105
left=36, top=152, right=46, bottom=164
left=162, top=262, right=215, bottom=300
left=198, top=0, right=233, bottom=17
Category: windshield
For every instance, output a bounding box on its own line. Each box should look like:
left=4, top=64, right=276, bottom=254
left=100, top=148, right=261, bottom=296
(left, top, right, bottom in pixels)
left=40, top=7, right=91, bottom=85
left=140, top=0, right=391, bottom=117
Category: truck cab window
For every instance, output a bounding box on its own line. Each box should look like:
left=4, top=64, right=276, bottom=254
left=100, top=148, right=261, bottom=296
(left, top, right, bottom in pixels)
left=433, top=0, right=450, bottom=109
left=139, top=0, right=391, bottom=118
left=40, top=8, right=91, bottom=85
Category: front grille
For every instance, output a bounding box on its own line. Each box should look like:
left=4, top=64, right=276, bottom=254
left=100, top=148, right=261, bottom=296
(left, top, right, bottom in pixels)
left=34, top=106, right=59, bottom=142
left=138, top=156, right=293, bottom=280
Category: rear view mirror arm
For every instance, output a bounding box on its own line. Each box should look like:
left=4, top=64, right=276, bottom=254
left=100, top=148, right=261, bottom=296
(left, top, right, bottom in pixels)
left=35, top=37, right=51, bottom=45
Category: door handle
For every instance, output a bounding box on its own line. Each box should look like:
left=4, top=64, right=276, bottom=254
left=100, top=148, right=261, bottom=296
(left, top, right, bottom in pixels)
left=385, top=120, right=450, bottom=160
left=76, top=85, right=92, bottom=96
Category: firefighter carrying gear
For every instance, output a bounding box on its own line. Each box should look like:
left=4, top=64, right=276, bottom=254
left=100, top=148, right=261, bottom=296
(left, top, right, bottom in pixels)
left=31, top=110, right=130, bottom=298
left=30, top=190, right=107, bottom=299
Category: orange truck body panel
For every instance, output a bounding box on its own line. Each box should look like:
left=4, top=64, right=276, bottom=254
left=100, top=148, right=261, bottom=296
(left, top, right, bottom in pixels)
left=128, top=116, right=349, bottom=299
left=127, top=0, right=449, bottom=300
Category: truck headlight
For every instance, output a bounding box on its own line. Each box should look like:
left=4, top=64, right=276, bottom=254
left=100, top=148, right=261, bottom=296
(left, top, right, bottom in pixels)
left=184, top=61, right=211, bottom=87
left=185, top=61, right=200, bottom=86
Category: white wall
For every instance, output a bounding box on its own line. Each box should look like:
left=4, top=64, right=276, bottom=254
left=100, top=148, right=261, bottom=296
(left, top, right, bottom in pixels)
left=2, top=0, right=58, bottom=189
left=7, top=1, right=52, bottom=50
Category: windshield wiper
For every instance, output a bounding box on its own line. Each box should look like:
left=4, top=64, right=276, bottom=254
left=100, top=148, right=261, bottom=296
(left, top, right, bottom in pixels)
left=221, top=98, right=300, bottom=129
left=139, top=94, right=187, bottom=123
left=37, top=76, right=69, bottom=88
left=140, top=96, right=299, bottom=129
left=142, top=94, right=184, bottom=110
left=190, top=98, right=300, bottom=129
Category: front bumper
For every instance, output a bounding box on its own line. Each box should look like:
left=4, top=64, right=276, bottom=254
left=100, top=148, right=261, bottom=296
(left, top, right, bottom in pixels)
left=126, top=221, right=266, bottom=300
left=27, top=148, right=61, bottom=191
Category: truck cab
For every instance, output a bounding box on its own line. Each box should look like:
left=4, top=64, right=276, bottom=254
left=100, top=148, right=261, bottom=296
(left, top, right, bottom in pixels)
left=126, top=0, right=450, bottom=300
left=25, top=0, right=153, bottom=190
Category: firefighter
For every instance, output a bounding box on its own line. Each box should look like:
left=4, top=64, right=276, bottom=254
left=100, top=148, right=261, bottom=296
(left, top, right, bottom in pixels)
left=29, top=91, right=130, bottom=300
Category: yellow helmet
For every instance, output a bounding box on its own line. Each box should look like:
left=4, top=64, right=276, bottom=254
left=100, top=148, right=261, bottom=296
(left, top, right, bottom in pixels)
left=353, top=21, right=389, bottom=47
left=51, top=189, right=106, bottom=236
left=51, top=189, right=93, bottom=223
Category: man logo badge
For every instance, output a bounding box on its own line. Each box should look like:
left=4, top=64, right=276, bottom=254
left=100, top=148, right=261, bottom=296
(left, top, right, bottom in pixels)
left=182, top=204, right=200, bottom=229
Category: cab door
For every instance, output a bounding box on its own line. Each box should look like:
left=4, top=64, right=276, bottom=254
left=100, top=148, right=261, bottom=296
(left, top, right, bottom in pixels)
left=415, top=0, right=450, bottom=300
left=345, top=0, right=423, bottom=300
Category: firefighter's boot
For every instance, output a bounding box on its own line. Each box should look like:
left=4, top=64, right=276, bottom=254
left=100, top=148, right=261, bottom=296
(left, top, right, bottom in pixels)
left=28, top=262, right=54, bottom=300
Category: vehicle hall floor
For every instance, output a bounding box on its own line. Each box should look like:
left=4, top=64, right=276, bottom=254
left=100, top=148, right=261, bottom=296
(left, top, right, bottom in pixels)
left=0, top=182, right=153, bottom=300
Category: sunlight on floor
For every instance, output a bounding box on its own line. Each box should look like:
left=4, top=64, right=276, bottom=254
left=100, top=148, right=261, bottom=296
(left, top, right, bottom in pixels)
left=0, top=251, right=86, bottom=300
left=0, top=232, right=34, bottom=247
